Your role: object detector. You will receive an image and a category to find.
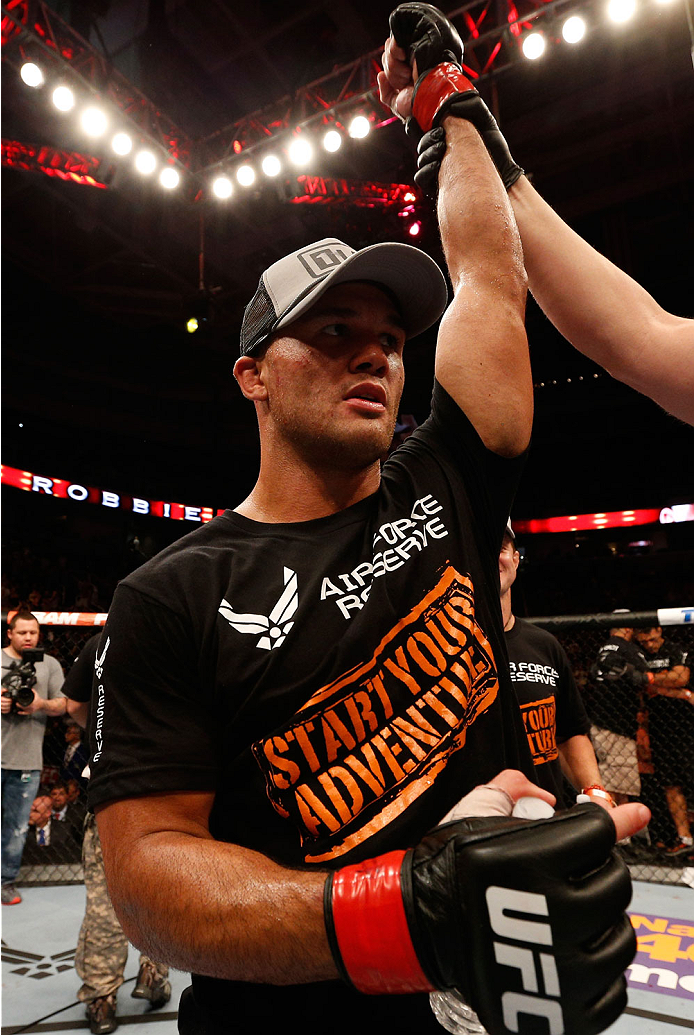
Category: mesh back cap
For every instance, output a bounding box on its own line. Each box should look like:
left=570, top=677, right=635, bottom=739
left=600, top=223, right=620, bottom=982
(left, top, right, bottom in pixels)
left=239, top=237, right=448, bottom=356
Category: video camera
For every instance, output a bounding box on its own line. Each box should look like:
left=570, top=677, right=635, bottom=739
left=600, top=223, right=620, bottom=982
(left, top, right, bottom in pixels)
left=1, top=647, right=44, bottom=712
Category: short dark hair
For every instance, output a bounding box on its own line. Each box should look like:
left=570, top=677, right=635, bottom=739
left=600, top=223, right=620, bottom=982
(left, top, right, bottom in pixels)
left=8, top=610, right=39, bottom=631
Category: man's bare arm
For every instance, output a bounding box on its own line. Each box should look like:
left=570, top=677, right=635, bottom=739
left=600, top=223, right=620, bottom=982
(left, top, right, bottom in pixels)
left=435, top=119, right=532, bottom=457
left=66, top=698, right=89, bottom=727
left=95, top=791, right=335, bottom=984
left=509, top=176, right=694, bottom=424
left=379, top=38, right=531, bottom=457
left=558, top=734, right=602, bottom=796
left=649, top=664, right=691, bottom=696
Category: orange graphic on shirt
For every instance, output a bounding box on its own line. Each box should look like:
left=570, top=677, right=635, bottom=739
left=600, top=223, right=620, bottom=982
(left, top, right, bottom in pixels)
left=252, top=565, right=499, bottom=863
left=519, top=696, right=558, bottom=765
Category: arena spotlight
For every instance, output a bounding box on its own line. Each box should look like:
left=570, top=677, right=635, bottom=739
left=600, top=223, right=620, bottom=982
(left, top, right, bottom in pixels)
left=323, top=129, right=342, bottom=152
left=212, top=175, right=233, bottom=199
left=135, top=149, right=156, bottom=175
left=522, top=32, right=546, bottom=59
left=607, top=0, right=636, bottom=22
left=408, top=221, right=422, bottom=237
left=236, top=164, right=256, bottom=187
left=111, top=131, right=133, bottom=156
left=52, top=85, right=75, bottom=111
left=288, top=137, right=313, bottom=166
left=20, top=62, right=43, bottom=88
left=160, top=167, right=180, bottom=189
left=261, top=154, right=282, bottom=177
left=186, top=317, right=199, bottom=334
left=348, top=115, right=371, bottom=139
left=81, top=106, right=108, bottom=137
left=562, top=15, right=586, bottom=42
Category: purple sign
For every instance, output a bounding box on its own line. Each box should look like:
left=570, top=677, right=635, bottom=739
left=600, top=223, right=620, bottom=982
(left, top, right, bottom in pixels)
left=627, top=911, right=694, bottom=1001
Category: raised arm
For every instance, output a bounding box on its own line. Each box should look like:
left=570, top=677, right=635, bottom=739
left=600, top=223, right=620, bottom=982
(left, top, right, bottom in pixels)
left=412, top=74, right=694, bottom=425
left=509, top=176, right=694, bottom=424
left=380, top=28, right=531, bottom=457
left=435, top=121, right=531, bottom=456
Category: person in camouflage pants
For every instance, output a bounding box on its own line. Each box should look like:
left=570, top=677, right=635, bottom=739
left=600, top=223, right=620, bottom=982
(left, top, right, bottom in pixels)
left=76, top=812, right=172, bottom=1033
left=61, top=634, right=172, bottom=1034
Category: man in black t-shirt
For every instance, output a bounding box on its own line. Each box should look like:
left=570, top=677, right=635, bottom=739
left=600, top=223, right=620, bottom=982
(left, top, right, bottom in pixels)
left=635, top=627, right=693, bottom=855
left=587, top=620, right=652, bottom=806
left=87, top=9, right=649, bottom=1035
left=499, top=525, right=601, bottom=809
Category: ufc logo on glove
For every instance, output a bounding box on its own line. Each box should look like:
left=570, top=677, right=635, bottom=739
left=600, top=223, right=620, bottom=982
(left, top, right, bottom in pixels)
left=487, top=886, right=563, bottom=1035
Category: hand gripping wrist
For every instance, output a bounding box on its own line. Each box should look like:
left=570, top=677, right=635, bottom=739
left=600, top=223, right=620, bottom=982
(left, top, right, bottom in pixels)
left=415, top=96, right=525, bottom=198
left=326, top=805, right=636, bottom=1035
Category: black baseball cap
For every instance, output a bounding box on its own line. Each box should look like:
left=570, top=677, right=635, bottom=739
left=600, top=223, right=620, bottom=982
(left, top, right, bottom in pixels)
left=239, top=237, right=448, bottom=356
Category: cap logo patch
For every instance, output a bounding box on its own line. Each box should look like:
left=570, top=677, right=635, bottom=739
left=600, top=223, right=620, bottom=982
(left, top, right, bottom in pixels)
left=297, top=243, right=352, bottom=279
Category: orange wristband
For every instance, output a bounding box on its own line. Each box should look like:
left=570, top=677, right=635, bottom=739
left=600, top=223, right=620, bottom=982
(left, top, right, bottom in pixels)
left=582, top=785, right=616, bottom=808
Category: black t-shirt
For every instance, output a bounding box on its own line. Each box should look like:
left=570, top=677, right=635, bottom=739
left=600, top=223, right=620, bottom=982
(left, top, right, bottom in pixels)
left=642, top=639, right=692, bottom=753
left=88, top=381, right=533, bottom=1032
left=642, top=639, right=689, bottom=679
left=584, top=636, right=649, bottom=739
left=505, top=618, right=590, bottom=805
left=62, top=633, right=102, bottom=705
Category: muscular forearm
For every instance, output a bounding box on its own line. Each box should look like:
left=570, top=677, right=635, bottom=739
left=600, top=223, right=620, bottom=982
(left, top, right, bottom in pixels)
left=66, top=698, right=89, bottom=727
left=40, top=696, right=68, bottom=716
left=96, top=796, right=335, bottom=984
left=435, top=118, right=531, bottom=455
left=509, top=176, right=694, bottom=422
left=558, top=734, right=602, bottom=792
left=651, top=666, right=691, bottom=691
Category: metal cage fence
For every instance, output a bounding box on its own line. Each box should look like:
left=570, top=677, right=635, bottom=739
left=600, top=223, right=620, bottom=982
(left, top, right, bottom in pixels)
left=5, top=609, right=693, bottom=888
left=529, top=608, right=693, bottom=885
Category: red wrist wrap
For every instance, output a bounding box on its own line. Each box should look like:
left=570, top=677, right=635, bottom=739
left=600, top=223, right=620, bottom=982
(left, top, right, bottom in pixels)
left=412, top=62, right=475, bottom=133
left=330, top=849, right=434, bottom=995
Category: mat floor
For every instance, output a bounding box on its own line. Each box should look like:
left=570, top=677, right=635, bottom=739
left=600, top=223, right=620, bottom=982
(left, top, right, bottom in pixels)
left=2, top=877, right=693, bottom=1033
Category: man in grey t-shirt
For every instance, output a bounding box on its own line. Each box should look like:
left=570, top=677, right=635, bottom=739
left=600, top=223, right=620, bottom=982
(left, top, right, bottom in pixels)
left=2, top=611, right=65, bottom=904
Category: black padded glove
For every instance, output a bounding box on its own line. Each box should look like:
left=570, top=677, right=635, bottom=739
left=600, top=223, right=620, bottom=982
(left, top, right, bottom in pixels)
left=389, top=4, right=524, bottom=191
left=326, top=803, right=635, bottom=1035
left=416, top=118, right=523, bottom=197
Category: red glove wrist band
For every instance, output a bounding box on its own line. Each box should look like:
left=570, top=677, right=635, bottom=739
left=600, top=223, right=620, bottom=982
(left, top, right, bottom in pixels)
left=412, top=62, right=475, bottom=133
left=329, top=849, right=434, bottom=995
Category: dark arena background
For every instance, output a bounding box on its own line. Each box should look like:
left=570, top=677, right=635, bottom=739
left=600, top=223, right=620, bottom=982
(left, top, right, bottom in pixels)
left=2, top=1, right=694, bottom=1033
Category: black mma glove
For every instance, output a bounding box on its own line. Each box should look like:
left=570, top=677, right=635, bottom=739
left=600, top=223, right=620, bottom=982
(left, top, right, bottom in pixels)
left=416, top=117, right=523, bottom=197
left=389, top=3, right=524, bottom=192
left=325, top=803, right=636, bottom=1035
left=592, top=654, right=653, bottom=689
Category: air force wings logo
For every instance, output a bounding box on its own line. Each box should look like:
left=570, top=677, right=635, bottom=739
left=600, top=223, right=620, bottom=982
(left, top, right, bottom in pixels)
left=218, top=567, right=298, bottom=650
left=94, top=636, right=110, bottom=679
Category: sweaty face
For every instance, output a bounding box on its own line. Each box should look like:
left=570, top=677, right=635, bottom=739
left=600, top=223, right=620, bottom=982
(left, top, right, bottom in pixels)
left=7, top=619, right=40, bottom=654
left=635, top=628, right=663, bottom=654
left=498, top=536, right=519, bottom=596
left=260, top=282, right=407, bottom=471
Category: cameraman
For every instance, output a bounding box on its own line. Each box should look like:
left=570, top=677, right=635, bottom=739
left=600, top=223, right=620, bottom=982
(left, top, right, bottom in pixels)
left=2, top=611, right=66, bottom=905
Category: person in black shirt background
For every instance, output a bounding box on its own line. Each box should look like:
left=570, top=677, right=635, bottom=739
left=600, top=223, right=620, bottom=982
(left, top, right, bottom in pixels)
left=588, top=617, right=652, bottom=808
left=500, top=524, right=607, bottom=809
left=635, top=627, right=693, bottom=856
